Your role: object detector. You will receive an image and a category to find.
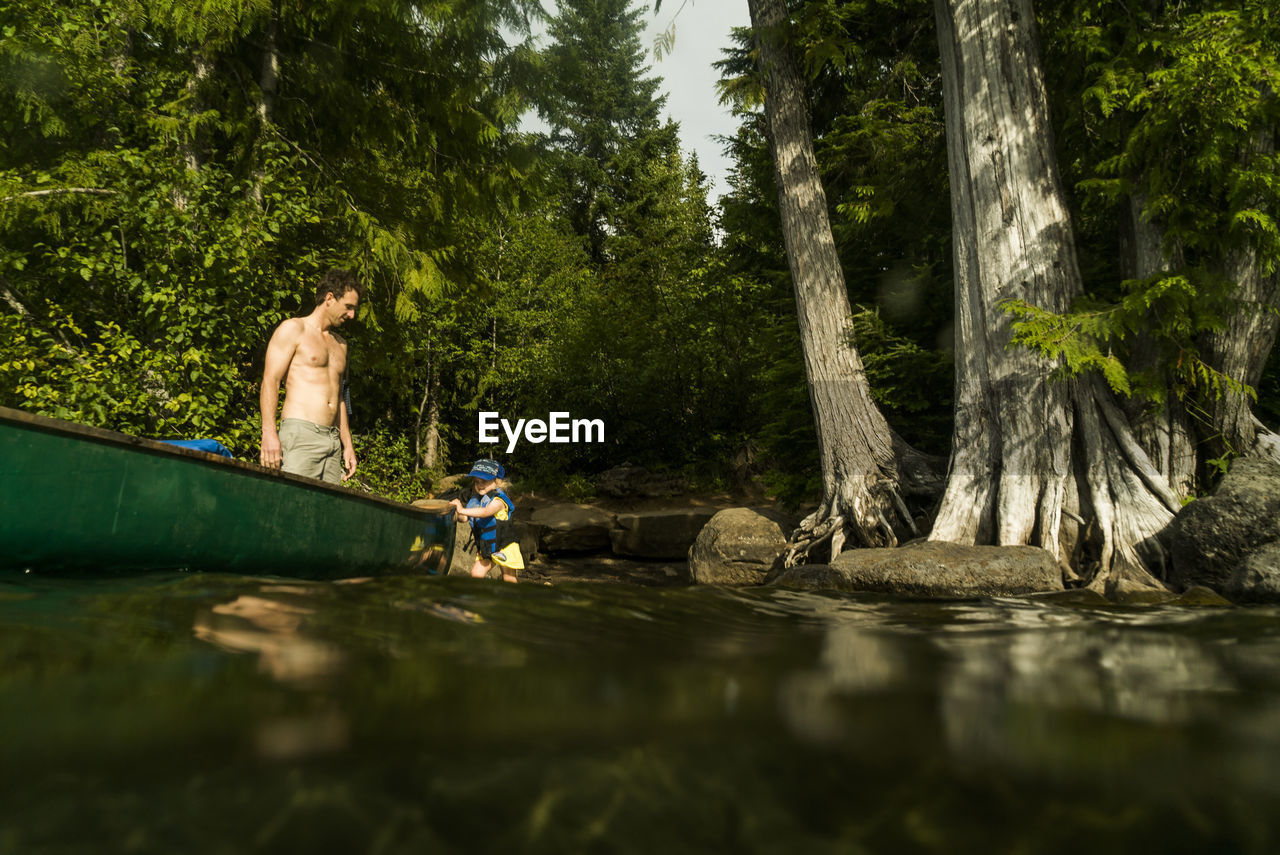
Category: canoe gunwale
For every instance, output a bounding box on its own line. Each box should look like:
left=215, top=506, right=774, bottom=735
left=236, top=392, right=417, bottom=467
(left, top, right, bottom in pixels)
left=0, top=405, right=448, bottom=519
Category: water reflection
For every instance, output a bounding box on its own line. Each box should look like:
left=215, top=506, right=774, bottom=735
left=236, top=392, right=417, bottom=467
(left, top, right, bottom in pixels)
left=193, top=591, right=345, bottom=686
left=781, top=627, right=907, bottom=744
left=771, top=595, right=1280, bottom=808
left=4, top=573, right=1280, bottom=852
left=192, top=586, right=349, bottom=761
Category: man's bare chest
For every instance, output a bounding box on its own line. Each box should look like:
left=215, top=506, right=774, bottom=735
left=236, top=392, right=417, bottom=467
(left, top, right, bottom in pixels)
left=296, top=333, right=343, bottom=371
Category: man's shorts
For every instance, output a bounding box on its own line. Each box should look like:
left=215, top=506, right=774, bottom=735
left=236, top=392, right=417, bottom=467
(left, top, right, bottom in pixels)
left=279, top=418, right=343, bottom=484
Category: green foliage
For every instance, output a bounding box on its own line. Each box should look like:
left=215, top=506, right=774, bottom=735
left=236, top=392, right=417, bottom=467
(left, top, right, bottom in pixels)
left=1, top=0, right=542, bottom=472
left=1017, top=0, right=1280, bottom=426
left=1004, top=266, right=1254, bottom=398
left=561, top=472, right=596, bottom=503
left=9, top=0, right=1275, bottom=511
left=848, top=307, right=953, bottom=454
left=538, top=0, right=666, bottom=262
left=346, top=426, right=432, bottom=504
left=714, top=0, right=953, bottom=497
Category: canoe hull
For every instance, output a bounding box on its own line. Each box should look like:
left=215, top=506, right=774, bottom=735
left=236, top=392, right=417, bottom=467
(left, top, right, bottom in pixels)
left=0, top=407, right=453, bottom=578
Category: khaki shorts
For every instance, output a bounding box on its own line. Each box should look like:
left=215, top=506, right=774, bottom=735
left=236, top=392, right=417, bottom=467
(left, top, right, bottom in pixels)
left=279, top=418, right=343, bottom=484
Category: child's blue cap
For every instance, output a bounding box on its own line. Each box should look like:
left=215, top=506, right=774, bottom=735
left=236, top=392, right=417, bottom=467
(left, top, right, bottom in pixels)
left=466, top=458, right=504, bottom=480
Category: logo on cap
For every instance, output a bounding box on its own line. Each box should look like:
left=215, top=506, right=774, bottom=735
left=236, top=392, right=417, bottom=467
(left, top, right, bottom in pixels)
left=467, top=458, right=504, bottom=480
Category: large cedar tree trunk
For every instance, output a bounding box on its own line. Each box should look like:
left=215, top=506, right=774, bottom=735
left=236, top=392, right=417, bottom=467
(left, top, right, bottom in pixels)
left=931, top=0, right=1180, bottom=593
left=748, top=0, right=913, bottom=562
left=1118, top=194, right=1196, bottom=498
left=1198, top=132, right=1280, bottom=464
left=1201, top=244, right=1280, bottom=463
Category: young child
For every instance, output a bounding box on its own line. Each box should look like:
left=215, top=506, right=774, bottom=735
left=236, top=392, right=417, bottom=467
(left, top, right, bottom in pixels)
left=450, top=458, right=523, bottom=583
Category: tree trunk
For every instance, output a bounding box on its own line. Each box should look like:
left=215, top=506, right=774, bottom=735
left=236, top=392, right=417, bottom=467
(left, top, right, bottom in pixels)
left=174, top=52, right=212, bottom=211
left=1118, top=194, right=1196, bottom=498
left=748, top=0, right=912, bottom=563
left=931, top=0, right=1176, bottom=593
left=415, top=347, right=441, bottom=473
left=1199, top=132, right=1280, bottom=464
left=249, top=7, right=280, bottom=207
left=1201, top=245, right=1280, bottom=463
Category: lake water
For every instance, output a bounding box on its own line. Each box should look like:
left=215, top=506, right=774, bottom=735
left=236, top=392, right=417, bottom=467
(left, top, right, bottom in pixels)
left=2, top=570, right=1279, bottom=853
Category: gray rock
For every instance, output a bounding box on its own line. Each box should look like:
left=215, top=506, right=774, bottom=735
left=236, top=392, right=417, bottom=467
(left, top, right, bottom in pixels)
left=1167, top=457, right=1280, bottom=591
left=611, top=507, right=724, bottom=560
left=768, top=541, right=1065, bottom=597
left=688, top=508, right=791, bottom=585
left=529, top=502, right=615, bottom=553
left=1224, top=541, right=1280, bottom=603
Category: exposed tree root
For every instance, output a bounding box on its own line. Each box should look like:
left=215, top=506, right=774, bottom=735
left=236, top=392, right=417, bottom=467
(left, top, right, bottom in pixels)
left=1248, top=416, right=1280, bottom=464
left=1077, top=379, right=1175, bottom=595
left=781, top=430, right=945, bottom=568
left=782, top=476, right=915, bottom=568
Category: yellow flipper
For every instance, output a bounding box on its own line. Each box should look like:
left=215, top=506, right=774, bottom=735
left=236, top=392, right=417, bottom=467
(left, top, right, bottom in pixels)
left=491, top=542, right=525, bottom=571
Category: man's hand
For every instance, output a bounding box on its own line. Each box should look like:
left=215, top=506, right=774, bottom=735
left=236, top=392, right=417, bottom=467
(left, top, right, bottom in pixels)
left=261, top=432, right=282, bottom=469
left=343, top=446, right=358, bottom=480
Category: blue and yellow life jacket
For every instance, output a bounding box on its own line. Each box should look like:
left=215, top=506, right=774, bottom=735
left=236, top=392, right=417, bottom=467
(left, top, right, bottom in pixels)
left=465, top=489, right=523, bottom=570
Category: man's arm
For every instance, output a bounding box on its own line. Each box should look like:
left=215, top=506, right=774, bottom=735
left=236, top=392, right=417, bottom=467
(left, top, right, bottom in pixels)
left=260, top=320, right=300, bottom=469
left=339, top=379, right=357, bottom=480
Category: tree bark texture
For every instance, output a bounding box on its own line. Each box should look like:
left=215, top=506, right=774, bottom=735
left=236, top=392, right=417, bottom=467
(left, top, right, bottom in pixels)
left=931, top=0, right=1176, bottom=592
left=1203, top=245, right=1280, bottom=463
left=1200, top=132, right=1280, bottom=464
left=1118, top=194, right=1196, bottom=498
left=249, top=7, right=280, bottom=207
left=415, top=351, right=441, bottom=473
left=174, top=52, right=212, bottom=211
left=748, top=0, right=911, bottom=561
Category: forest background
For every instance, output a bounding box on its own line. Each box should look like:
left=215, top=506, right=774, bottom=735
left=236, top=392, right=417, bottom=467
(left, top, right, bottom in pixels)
left=2, top=0, right=1277, bottom=514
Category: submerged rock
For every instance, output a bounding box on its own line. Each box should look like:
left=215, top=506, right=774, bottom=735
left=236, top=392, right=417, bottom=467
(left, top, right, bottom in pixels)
left=688, top=508, right=791, bottom=585
left=1167, top=457, right=1280, bottom=598
left=768, top=541, right=1065, bottom=597
left=1174, top=585, right=1234, bottom=607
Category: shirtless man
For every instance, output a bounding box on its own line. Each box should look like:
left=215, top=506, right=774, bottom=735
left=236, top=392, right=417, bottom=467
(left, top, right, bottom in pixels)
left=259, top=269, right=362, bottom=483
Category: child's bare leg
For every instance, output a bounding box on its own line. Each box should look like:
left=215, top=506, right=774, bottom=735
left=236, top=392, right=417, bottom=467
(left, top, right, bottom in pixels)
left=470, top=558, right=493, bottom=578
left=501, top=571, right=517, bottom=583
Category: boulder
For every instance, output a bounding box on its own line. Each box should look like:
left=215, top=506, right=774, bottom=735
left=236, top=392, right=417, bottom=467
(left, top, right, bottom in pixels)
left=1224, top=541, right=1280, bottom=603
left=611, top=508, right=723, bottom=560
left=688, top=508, right=791, bottom=585
left=767, top=541, right=1065, bottom=597
left=1167, top=457, right=1280, bottom=592
left=529, top=502, right=616, bottom=553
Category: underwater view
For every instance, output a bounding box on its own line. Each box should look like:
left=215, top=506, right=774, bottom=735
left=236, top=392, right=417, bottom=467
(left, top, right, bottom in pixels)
left=3, top=570, right=1280, bottom=853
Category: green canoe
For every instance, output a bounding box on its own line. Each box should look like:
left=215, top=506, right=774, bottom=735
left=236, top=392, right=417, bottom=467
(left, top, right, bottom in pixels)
left=0, top=406, right=454, bottom=578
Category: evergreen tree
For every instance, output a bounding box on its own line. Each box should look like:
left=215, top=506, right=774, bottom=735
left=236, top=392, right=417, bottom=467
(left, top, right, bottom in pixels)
left=540, top=0, right=666, bottom=263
